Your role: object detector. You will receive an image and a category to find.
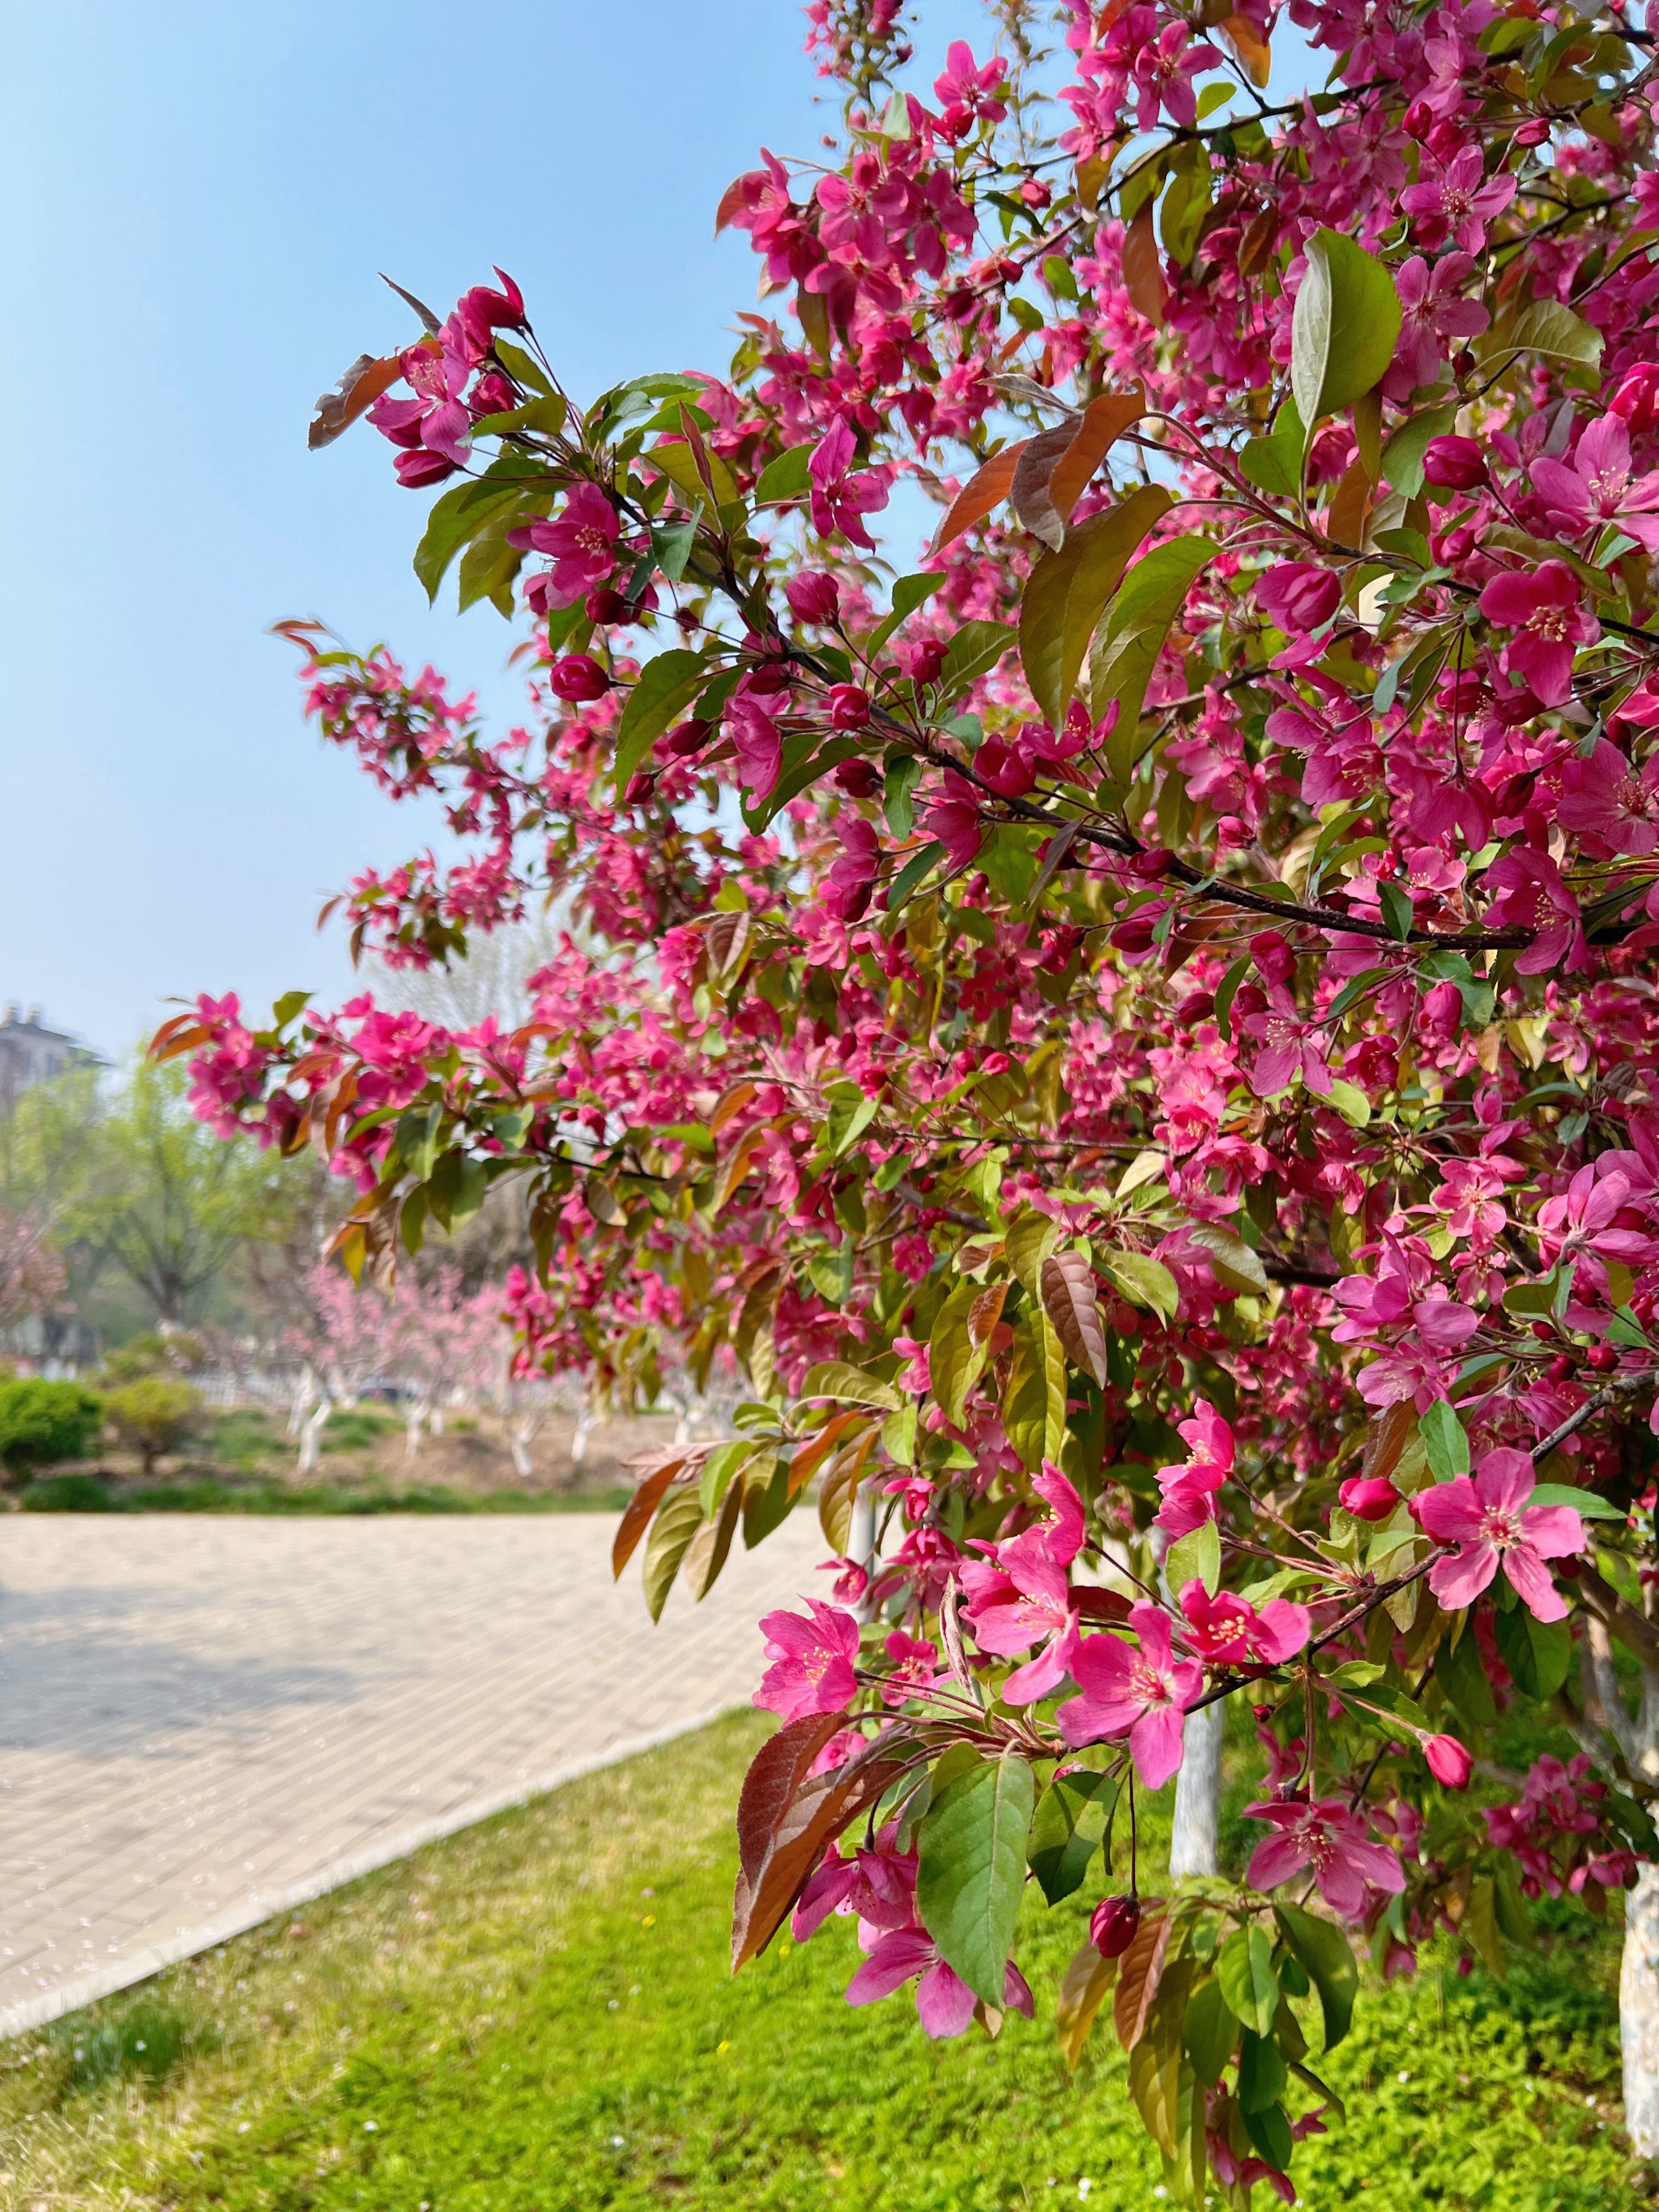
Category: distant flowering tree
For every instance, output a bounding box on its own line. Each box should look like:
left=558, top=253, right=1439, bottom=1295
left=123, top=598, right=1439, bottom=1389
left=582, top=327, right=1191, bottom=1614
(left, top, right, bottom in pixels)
left=163, top=0, right=1659, bottom=2183
left=0, top=1211, right=67, bottom=1342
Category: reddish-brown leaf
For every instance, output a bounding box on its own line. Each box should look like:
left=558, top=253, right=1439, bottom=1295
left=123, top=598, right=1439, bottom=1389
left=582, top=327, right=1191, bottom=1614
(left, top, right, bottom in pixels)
left=714, top=173, right=757, bottom=234
left=1009, top=423, right=1083, bottom=553
left=787, top=1408, right=868, bottom=1500
left=733, top=1740, right=907, bottom=1970
left=1040, top=1249, right=1110, bottom=1389
left=1328, top=456, right=1374, bottom=549
left=1220, top=11, right=1272, bottom=86
left=612, top=1456, right=690, bottom=1579
left=307, top=352, right=406, bottom=452
left=1113, top=1901, right=1171, bottom=2050
left=1361, top=1399, right=1416, bottom=1488
left=1058, top=1939, right=1118, bottom=2069
left=1122, top=203, right=1169, bottom=330
left=147, top=1016, right=214, bottom=1063
left=1239, top=207, right=1282, bottom=279
left=710, top=1082, right=758, bottom=1137
left=1048, top=388, right=1146, bottom=523
left=932, top=440, right=1031, bottom=553
left=968, top=1282, right=1009, bottom=1347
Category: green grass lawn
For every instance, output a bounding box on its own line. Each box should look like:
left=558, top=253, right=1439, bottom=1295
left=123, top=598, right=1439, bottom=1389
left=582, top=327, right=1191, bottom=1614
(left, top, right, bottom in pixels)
left=0, top=1712, right=1648, bottom=2212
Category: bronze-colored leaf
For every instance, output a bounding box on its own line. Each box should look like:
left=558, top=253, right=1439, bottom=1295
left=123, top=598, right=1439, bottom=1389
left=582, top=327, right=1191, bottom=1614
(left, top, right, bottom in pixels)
left=612, top=1455, right=690, bottom=1578
left=932, top=439, right=1031, bottom=553
left=1058, top=1938, right=1119, bottom=2069
left=308, top=352, right=405, bottom=451
left=378, top=272, right=443, bottom=334
left=1239, top=207, right=1282, bottom=279
left=1009, top=423, right=1082, bottom=552
left=733, top=1740, right=906, bottom=1970
left=1122, top=203, right=1168, bottom=329
left=683, top=1471, right=743, bottom=1601
left=1113, top=1902, right=1171, bottom=2050
left=968, top=1281, right=1009, bottom=1346
left=1219, top=11, right=1272, bottom=86
left=1327, top=456, right=1374, bottom=549
left=1048, top=388, right=1146, bottom=523
left=1040, top=1249, right=1110, bottom=1389
left=705, top=908, right=752, bottom=980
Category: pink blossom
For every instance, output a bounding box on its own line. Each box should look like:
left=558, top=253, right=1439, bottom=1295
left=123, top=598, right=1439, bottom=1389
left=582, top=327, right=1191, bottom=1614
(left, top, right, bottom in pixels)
left=924, top=772, right=983, bottom=870
left=1257, top=563, right=1340, bottom=637
left=728, top=696, right=783, bottom=801
left=1532, top=414, right=1659, bottom=554
left=1478, top=562, right=1598, bottom=709
left=1241, top=989, right=1333, bottom=1100
left=881, top=1629, right=940, bottom=1706
left=1424, top=1733, right=1472, bottom=1789
left=1178, top=1580, right=1311, bottom=1667
left=753, top=1599, right=862, bottom=1719
left=1339, top=1475, right=1401, bottom=1522
left=808, top=420, right=889, bottom=549
left=521, top=485, right=620, bottom=610
left=1058, top=1603, right=1203, bottom=1787
left=369, top=329, right=474, bottom=481
left=846, top=1924, right=1034, bottom=2038
left=1417, top=1447, right=1585, bottom=1622
left=1156, top=1399, right=1233, bottom=1538
left=1482, top=847, right=1586, bottom=976
left=1245, top=1796, right=1405, bottom=1919
left=453, top=267, right=527, bottom=361
left=961, top=1463, right=1085, bottom=1703
left=1400, top=147, right=1516, bottom=253
left=1386, top=254, right=1488, bottom=399
left=1559, top=738, right=1659, bottom=857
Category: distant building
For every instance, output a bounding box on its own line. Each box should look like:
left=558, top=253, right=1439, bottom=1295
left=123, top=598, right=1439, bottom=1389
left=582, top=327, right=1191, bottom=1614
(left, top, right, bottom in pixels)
left=0, top=1006, right=92, bottom=1110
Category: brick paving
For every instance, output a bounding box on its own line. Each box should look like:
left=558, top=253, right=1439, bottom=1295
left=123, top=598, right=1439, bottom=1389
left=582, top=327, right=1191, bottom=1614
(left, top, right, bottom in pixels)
left=0, top=1510, right=825, bottom=2038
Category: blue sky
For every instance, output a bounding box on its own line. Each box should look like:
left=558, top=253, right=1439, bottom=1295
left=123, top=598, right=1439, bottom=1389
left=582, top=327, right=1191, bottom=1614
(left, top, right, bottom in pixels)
left=2, top=3, right=1307, bottom=1059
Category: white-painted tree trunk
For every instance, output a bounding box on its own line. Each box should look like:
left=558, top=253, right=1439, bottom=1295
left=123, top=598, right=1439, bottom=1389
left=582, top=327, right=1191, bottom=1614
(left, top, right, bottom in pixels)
left=296, top=1396, right=331, bottom=1475
left=508, top=1419, right=536, bottom=1481
left=1583, top=1625, right=1659, bottom=2154
left=1170, top=1697, right=1225, bottom=1877
left=403, top=1397, right=430, bottom=1460
left=569, top=1404, right=597, bottom=1466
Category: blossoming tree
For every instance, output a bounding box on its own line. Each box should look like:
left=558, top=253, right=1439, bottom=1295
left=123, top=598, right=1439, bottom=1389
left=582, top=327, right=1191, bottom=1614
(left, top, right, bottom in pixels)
left=161, top=0, right=1659, bottom=2184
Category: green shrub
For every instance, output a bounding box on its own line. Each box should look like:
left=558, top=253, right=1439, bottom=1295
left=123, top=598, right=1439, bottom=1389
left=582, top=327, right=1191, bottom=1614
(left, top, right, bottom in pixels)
left=19, top=1472, right=115, bottom=1511
left=104, top=1377, right=203, bottom=1471
left=100, top=1330, right=205, bottom=1384
left=322, top=1404, right=399, bottom=1450
left=0, top=1378, right=104, bottom=1475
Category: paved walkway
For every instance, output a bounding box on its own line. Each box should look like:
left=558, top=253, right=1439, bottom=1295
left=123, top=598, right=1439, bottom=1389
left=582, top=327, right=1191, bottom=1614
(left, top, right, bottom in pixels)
left=0, top=1510, right=825, bottom=2038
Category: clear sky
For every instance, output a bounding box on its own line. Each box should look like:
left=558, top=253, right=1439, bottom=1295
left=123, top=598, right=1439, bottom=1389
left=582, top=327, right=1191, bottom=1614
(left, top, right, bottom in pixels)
left=2, top=3, right=1307, bottom=1061
left=0, top=2, right=975, bottom=1057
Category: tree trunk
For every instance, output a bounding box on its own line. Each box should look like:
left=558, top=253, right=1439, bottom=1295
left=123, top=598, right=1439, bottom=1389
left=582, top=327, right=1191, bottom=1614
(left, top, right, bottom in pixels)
left=1620, top=1660, right=1659, bottom=2154
left=508, top=1415, right=536, bottom=1481
left=296, top=1397, right=331, bottom=1475
left=403, top=1399, right=427, bottom=1460
left=1169, top=1697, right=1225, bottom=1878
left=569, top=1405, right=596, bottom=1466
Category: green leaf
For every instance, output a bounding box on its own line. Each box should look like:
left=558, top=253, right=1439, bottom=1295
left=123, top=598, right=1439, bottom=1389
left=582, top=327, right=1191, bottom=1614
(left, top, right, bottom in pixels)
left=917, top=1751, right=1035, bottom=2005
left=1239, top=398, right=1306, bottom=497
left=884, top=839, right=947, bottom=917
left=1217, top=1925, right=1279, bottom=2039
left=1376, top=878, right=1414, bottom=943
left=930, top=1279, right=988, bottom=1428
left=741, top=1453, right=792, bottom=1548
left=456, top=506, right=528, bottom=617
left=1239, top=2027, right=1289, bottom=2115
left=1381, top=402, right=1458, bottom=497
left=1102, top=1248, right=1180, bottom=1324
left=1003, top=1309, right=1066, bottom=1471
left=1029, top=1770, right=1120, bottom=1905
left=1005, top=1206, right=1060, bottom=1295
left=868, top=573, right=947, bottom=660
left=1243, top=2095, right=1294, bottom=2171
left=1185, top=1223, right=1270, bottom=1296
left=1273, top=1903, right=1358, bottom=2050
left=1182, top=1975, right=1239, bottom=2085
left=1092, top=536, right=1214, bottom=782
left=1529, top=1481, right=1626, bottom=1521
left=754, top=445, right=813, bottom=504
left=1017, top=486, right=1173, bottom=728
left=611, top=648, right=711, bottom=792
left=800, top=1360, right=902, bottom=1411
left=1420, top=1399, right=1469, bottom=1483
left=1494, top=1603, right=1572, bottom=1700
left=412, top=480, right=522, bottom=605
left=936, top=621, right=1015, bottom=703
left=1508, top=298, right=1603, bottom=372
left=1166, top=1519, right=1222, bottom=1599
left=1290, top=230, right=1402, bottom=433
left=1435, top=1620, right=1497, bottom=1730
left=698, top=1439, right=753, bottom=1518
left=979, top=825, right=1042, bottom=905
left=641, top=1482, right=706, bottom=1622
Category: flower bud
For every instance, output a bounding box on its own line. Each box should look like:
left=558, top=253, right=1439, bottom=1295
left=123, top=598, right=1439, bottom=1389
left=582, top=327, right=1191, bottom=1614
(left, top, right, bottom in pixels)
left=1612, top=365, right=1659, bottom=434
left=1339, top=1475, right=1402, bottom=1522
left=1422, top=979, right=1463, bottom=1030
left=1422, top=436, right=1487, bottom=493
left=1513, top=117, right=1550, bottom=147
left=1257, top=562, right=1341, bottom=637
left=659, top=718, right=713, bottom=759
left=1546, top=1354, right=1575, bottom=1385
left=828, top=683, right=872, bottom=730
left=977, top=738, right=1037, bottom=798
left=622, top=771, right=655, bottom=805
left=1588, top=1344, right=1619, bottom=1373
left=834, top=758, right=882, bottom=798
left=586, top=586, right=629, bottom=624
left=549, top=653, right=611, bottom=703
left=1424, top=1734, right=1473, bottom=1790
left=787, top=570, right=843, bottom=626
left=1130, top=847, right=1176, bottom=880
left=910, top=640, right=948, bottom=685
left=1403, top=98, right=1432, bottom=139
left=1090, top=1894, right=1141, bottom=1958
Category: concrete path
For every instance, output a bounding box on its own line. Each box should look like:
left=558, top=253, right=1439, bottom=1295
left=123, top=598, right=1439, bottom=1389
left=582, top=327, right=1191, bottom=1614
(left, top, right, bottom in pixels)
left=0, top=1510, right=825, bottom=2039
